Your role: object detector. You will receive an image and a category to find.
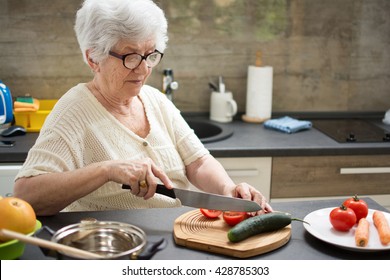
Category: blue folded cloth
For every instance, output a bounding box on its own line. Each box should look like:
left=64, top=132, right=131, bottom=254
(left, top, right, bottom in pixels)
left=264, top=116, right=312, bottom=134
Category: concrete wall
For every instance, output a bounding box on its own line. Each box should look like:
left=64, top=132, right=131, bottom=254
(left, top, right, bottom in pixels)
left=1, top=0, right=389, bottom=114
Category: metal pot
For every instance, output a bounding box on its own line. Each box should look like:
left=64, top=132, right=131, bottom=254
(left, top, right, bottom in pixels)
left=38, top=220, right=165, bottom=260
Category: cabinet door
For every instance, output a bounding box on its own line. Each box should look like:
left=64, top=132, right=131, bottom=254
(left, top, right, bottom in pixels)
left=0, top=164, right=22, bottom=197
left=271, top=155, right=390, bottom=199
left=216, top=157, right=272, bottom=199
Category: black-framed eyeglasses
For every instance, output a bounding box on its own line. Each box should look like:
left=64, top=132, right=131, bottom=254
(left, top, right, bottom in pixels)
left=108, top=50, right=164, bottom=70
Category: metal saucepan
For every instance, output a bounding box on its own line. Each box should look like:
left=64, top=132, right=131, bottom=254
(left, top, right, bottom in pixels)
left=37, top=220, right=165, bottom=260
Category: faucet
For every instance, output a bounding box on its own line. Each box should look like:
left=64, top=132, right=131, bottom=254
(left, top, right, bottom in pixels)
left=162, top=68, right=179, bottom=101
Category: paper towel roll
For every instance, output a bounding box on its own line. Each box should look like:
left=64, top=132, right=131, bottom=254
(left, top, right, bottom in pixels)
left=243, top=65, right=273, bottom=123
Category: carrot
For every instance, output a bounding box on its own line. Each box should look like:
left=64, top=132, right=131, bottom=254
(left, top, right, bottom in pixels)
left=355, top=218, right=369, bottom=247
left=373, top=210, right=390, bottom=245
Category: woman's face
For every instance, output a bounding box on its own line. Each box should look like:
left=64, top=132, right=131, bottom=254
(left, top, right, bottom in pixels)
left=94, top=39, right=155, bottom=98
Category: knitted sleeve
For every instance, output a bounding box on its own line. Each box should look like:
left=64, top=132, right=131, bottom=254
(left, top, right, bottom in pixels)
left=16, top=86, right=90, bottom=178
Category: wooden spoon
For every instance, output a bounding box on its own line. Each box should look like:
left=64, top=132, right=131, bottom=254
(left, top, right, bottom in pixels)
left=0, top=228, right=102, bottom=259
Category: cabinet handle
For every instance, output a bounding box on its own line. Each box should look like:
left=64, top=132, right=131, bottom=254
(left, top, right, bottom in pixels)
left=225, top=169, right=259, bottom=177
left=340, top=167, right=390, bottom=174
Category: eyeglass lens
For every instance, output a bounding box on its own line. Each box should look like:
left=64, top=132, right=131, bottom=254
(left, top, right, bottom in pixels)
left=125, top=52, right=162, bottom=69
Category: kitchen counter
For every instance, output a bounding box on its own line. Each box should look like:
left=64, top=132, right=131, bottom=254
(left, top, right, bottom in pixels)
left=205, top=118, right=390, bottom=157
left=1, top=117, right=390, bottom=163
left=20, top=197, right=390, bottom=260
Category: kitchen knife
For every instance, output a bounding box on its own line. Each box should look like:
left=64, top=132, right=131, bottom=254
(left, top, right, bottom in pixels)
left=122, top=184, right=261, bottom=212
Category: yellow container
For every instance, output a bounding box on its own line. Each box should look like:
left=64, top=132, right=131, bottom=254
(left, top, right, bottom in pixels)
left=14, top=99, right=58, bottom=132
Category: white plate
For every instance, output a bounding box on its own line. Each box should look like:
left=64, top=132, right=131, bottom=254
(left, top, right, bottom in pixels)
left=303, top=208, right=390, bottom=252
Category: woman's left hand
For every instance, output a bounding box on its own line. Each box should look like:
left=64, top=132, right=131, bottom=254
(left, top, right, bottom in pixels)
left=232, top=183, right=273, bottom=215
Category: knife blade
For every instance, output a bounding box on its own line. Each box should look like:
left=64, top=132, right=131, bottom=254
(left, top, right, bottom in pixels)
left=122, top=184, right=261, bottom=212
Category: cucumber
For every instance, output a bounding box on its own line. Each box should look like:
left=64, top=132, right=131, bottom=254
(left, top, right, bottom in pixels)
left=227, top=212, right=292, bottom=243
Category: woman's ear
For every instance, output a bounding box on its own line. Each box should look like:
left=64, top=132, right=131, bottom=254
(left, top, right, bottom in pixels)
left=85, top=49, right=99, bottom=72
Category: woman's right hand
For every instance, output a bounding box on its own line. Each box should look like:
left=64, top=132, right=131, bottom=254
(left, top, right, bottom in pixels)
left=106, top=158, right=174, bottom=199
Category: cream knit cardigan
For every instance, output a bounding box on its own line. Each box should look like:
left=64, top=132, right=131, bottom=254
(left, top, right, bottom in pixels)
left=16, top=83, right=209, bottom=211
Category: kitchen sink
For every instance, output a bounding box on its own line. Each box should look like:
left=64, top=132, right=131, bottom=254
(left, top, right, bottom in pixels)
left=185, top=119, right=233, bottom=143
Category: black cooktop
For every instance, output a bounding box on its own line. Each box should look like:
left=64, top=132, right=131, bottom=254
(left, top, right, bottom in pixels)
left=313, top=119, right=390, bottom=143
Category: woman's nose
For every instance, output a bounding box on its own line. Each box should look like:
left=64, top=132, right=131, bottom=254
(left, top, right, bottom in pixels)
left=133, top=59, right=150, bottom=74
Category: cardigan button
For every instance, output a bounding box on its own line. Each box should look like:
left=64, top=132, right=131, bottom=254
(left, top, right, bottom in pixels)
left=142, top=141, right=148, bottom=147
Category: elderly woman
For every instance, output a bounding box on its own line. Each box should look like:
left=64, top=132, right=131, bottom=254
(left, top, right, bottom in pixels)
left=14, top=0, right=272, bottom=216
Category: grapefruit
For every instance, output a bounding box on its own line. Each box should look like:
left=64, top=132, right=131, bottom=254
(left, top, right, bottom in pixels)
left=0, top=197, right=36, bottom=242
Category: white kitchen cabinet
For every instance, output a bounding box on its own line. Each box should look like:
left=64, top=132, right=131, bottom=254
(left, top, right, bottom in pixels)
left=0, top=164, right=22, bottom=197
left=216, top=157, right=272, bottom=199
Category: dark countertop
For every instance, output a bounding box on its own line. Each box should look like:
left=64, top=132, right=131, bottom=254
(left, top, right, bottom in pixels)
left=204, top=118, right=390, bottom=157
left=0, top=132, right=37, bottom=163
left=1, top=117, right=390, bottom=163
left=21, top=197, right=390, bottom=260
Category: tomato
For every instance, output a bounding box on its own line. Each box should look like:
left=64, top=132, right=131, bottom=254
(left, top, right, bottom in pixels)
left=343, top=195, right=368, bottom=223
left=329, top=204, right=357, bottom=231
left=223, top=211, right=247, bottom=226
left=200, top=208, right=222, bottom=218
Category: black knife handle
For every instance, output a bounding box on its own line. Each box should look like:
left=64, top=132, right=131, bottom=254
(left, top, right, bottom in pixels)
left=121, top=183, right=176, bottom=199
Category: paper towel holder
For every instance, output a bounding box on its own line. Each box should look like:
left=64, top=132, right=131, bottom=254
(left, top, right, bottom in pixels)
left=242, top=114, right=270, bottom=123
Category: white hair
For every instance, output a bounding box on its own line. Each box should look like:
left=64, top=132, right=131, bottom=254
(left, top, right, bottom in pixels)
left=74, top=0, right=168, bottom=64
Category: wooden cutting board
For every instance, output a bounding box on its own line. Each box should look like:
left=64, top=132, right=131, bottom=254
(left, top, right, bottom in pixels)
left=173, top=209, right=291, bottom=258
